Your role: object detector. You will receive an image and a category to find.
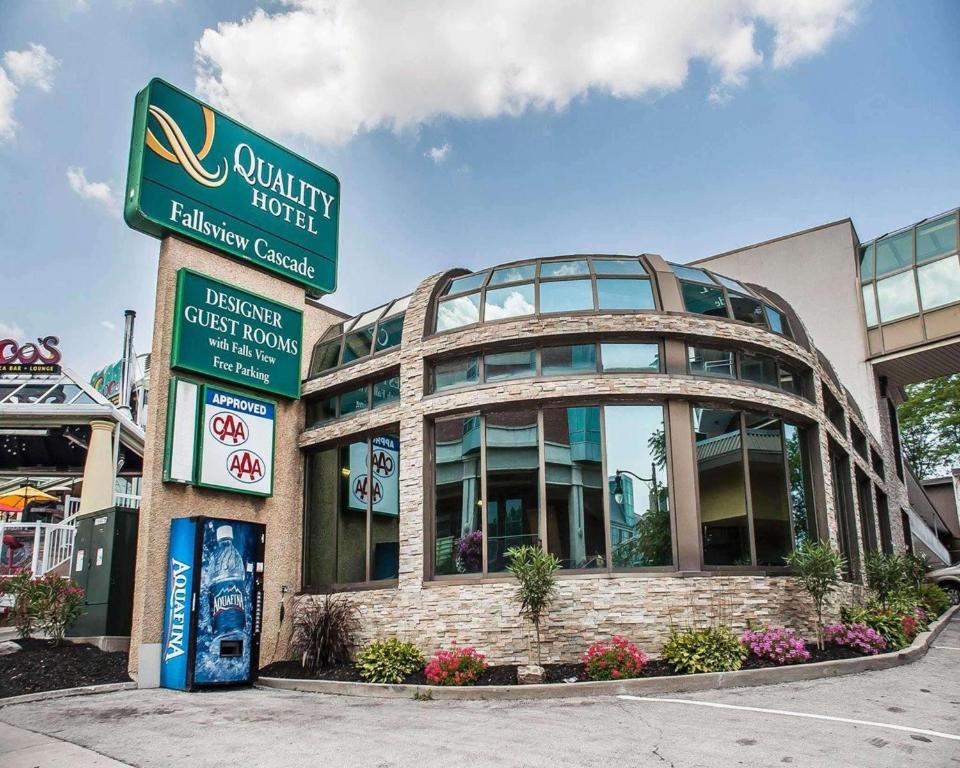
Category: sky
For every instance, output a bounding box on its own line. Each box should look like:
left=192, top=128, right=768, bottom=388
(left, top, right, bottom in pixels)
left=1, top=0, right=959, bottom=380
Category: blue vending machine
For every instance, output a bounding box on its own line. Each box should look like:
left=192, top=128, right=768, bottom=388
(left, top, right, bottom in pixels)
left=160, top=517, right=266, bottom=690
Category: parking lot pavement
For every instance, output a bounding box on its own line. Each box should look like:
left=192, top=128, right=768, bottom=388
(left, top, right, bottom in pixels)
left=1, top=618, right=959, bottom=768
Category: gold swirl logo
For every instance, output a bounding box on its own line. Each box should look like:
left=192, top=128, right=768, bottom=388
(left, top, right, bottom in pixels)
left=146, top=104, right=228, bottom=188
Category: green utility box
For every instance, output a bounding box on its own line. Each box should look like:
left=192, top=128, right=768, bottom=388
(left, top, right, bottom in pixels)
left=68, top=507, right=139, bottom=638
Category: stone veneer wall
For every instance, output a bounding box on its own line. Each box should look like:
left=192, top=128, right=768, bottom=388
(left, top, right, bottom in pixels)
left=293, top=257, right=905, bottom=664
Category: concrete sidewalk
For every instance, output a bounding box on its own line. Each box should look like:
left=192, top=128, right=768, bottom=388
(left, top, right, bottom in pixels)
left=0, top=721, right=133, bottom=767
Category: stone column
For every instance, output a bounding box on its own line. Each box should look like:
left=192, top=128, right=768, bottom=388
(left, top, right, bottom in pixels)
left=77, top=419, right=116, bottom=516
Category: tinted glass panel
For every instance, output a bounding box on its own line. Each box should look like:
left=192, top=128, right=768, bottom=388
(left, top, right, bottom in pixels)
left=745, top=414, right=792, bottom=567
left=484, top=283, right=535, bottom=320
left=304, top=447, right=339, bottom=587
left=713, top=274, right=748, bottom=293
left=434, top=417, right=482, bottom=575
left=437, top=293, right=480, bottom=331
left=740, top=353, right=778, bottom=387
left=862, top=283, right=878, bottom=327
left=876, top=271, right=919, bottom=322
left=688, top=346, right=735, bottom=378
left=764, top=305, right=788, bottom=335
left=875, top=230, right=913, bottom=276
left=778, top=365, right=803, bottom=396
left=372, top=376, right=400, bottom=406
left=337, top=441, right=369, bottom=583
left=592, top=258, right=646, bottom=275
left=600, top=343, right=660, bottom=372
left=311, top=339, right=341, bottom=375
left=374, top=314, right=404, bottom=352
left=860, top=243, right=875, bottom=281
left=445, top=272, right=487, bottom=295
left=432, top=357, right=479, bottom=391
left=596, top=278, right=655, bottom=310
left=541, top=344, right=597, bottom=375
left=339, top=385, right=369, bottom=414
left=695, top=407, right=749, bottom=566
left=489, top=264, right=536, bottom=285
left=916, top=214, right=957, bottom=264
left=370, top=434, right=400, bottom=580
left=544, top=407, right=605, bottom=569
left=605, top=405, right=672, bottom=567
left=485, top=410, right=540, bottom=572
left=541, top=259, right=588, bottom=277
left=539, top=279, right=594, bottom=313
left=671, top=263, right=715, bottom=283
left=729, top=293, right=767, bottom=326
left=917, top=255, right=960, bottom=310
left=306, top=395, right=337, bottom=426
left=785, top=424, right=816, bottom=546
left=342, top=325, right=374, bottom=363
left=484, top=349, right=536, bottom=381
left=681, top=282, right=728, bottom=317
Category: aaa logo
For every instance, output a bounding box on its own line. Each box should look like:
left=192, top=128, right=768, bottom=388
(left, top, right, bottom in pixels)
left=226, top=449, right=265, bottom=484
left=146, top=102, right=228, bottom=188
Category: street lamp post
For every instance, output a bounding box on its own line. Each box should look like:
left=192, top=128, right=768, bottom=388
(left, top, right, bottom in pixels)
left=612, top=464, right=659, bottom=509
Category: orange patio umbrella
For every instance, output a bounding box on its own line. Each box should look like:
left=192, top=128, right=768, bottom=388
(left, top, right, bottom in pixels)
left=0, top=486, right=58, bottom=518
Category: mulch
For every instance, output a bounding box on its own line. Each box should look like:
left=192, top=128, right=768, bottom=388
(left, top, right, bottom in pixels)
left=259, top=643, right=871, bottom=686
left=0, top=638, right=132, bottom=699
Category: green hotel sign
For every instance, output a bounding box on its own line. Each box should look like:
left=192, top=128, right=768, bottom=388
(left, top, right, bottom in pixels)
left=171, top=269, right=303, bottom=399
left=125, top=78, right=339, bottom=295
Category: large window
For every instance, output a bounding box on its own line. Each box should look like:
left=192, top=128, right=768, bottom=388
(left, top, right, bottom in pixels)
left=687, top=345, right=810, bottom=398
left=856, top=469, right=878, bottom=555
left=433, top=257, right=657, bottom=332
left=431, top=403, right=672, bottom=577
left=427, top=341, right=663, bottom=393
left=829, top=442, right=859, bottom=579
left=304, top=433, right=401, bottom=588
left=695, top=407, right=812, bottom=568
left=605, top=405, right=672, bottom=567
left=485, top=410, right=540, bottom=572
left=308, top=296, right=409, bottom=376
left=305, top=374, right=401, bottom=428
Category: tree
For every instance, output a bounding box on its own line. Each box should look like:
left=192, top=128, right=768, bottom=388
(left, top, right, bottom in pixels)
left=505, top=545, right=560, bottom=667
left=785, top=540, right=845, bottom=650
left=899, top=374, right=960, bottom=478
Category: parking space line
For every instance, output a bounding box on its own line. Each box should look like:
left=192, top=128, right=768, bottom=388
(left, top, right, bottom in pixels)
left=617, top=696, right=960, bottom=742
left=932, top=645, right=960, bottom=651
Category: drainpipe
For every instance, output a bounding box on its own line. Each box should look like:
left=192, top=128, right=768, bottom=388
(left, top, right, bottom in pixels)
left=120, top=310, right=136, bottom=419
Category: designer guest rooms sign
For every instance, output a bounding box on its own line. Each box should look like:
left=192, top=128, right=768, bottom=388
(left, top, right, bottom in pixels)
left=171, top=269, right=302, bottom=399
left=125, top=79, right=339, bottom=295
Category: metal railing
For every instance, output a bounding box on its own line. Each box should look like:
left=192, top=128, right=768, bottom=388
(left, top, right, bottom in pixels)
left=0, top=520, right=76, bottom=577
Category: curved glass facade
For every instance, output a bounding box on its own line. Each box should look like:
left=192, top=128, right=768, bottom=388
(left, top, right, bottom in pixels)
left=309, top=294, right=410, bottom=376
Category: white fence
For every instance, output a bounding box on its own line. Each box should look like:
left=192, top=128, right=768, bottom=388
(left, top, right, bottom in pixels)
left=0, top=520, right=76, bottom=577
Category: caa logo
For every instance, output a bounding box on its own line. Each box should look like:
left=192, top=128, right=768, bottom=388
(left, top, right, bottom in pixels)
left=227, top=449, right=265, bottom=484
left=210, top=411, right=249, bottom=446
left=371, top=446, right=396, bottom=479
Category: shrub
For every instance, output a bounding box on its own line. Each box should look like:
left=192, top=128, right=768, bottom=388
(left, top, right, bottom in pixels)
left=0, top=571, right=40, bottom=639
left=784, top=541, right=845, bottom=650
left=505, top=545, right=561, bottom=666
left=823, top=623, right=887, bottom=655
left=291, top=594, right=360, bottom=671
left=740, top=627, right=810, bottom=665
left=582, top=636, right=648, bottom=681
left=424, top=645, right=487, bottom=686
left=356, top=638, right=424, bottom=684
left=842, top=606, right=910, bottom=650
left=864, top=553, right=906, bottom=607
left=661, top=626, right=748, bottom=674
left=32, top=574, right=84, bottom=645
left=917, top=583, right=951, bottom=618
left=903, top=553, right=929, bottom=594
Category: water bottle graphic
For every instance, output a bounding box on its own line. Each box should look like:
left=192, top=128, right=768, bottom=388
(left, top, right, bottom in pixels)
left=209, top=525, right=246, bottom=639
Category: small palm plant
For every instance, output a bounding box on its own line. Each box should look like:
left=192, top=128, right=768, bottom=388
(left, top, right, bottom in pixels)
left=505, top=545, right=560, bottom=666
left=785, top=540, right=845, bottom=650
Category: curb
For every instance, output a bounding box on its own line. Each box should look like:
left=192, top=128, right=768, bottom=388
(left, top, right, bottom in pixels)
left=0, top=681, right=137, bottom=707
left=257, top=605, right=959, bottom=701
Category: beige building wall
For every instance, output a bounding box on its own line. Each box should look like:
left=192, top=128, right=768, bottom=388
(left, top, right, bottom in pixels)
left=128, top=235, right=341, bottom=680
left=693, top=221, right=882, bottom=438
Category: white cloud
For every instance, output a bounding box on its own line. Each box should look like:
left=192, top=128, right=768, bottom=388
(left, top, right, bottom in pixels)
left=66, top=167, right=118, bottom=212
left=3, top=44, right=60, bottom=92
left=0, top=69, right=16, bottom=141
left=0, top=321, right=25, bottom=339
left=425, top=143, right=451, bottom=163
left=100, top=320, right=117, bottom=331
left=194, top=0, right=858, bottom=145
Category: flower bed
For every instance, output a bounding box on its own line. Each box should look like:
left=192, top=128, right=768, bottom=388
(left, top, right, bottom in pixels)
left=0, top=638, right=131, bottom=698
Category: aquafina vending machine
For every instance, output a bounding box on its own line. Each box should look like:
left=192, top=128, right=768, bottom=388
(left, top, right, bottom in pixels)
left=160, top=516, right=265, bottom=690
